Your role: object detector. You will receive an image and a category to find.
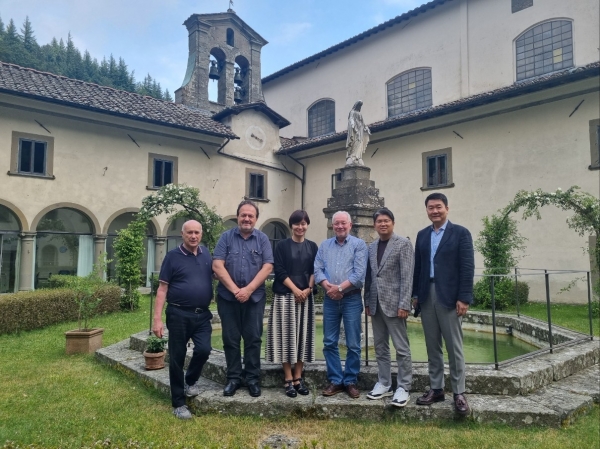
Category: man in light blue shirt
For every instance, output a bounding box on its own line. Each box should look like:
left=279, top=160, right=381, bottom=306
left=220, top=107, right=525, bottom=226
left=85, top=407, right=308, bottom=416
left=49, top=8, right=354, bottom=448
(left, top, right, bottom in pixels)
left=314, top=210, right=368, bottom=399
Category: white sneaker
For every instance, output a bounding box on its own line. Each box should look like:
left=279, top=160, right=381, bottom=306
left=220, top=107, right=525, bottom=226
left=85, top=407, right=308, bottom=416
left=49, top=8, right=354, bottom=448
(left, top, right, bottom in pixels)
left=391, top=387, right=410, bottom=407
left=185, top=382, right=200, bottom=397
left=173, top=405, right=192, bottom=419
left=367, top=382, right=393, bottom=400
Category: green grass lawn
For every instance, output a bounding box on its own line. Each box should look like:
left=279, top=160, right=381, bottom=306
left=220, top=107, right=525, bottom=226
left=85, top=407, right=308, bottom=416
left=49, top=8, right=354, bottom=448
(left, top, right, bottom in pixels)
left=0, top=296, right=598, bottom=449
left=472, top=301, right=600, bottom=337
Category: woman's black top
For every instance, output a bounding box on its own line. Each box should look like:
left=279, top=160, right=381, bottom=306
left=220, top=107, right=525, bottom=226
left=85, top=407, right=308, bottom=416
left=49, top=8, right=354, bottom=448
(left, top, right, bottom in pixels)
left=272, top=238, right=319, bottom=295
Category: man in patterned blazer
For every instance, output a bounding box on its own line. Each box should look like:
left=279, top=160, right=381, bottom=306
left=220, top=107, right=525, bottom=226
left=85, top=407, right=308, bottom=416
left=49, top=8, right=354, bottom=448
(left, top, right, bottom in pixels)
left=364, top=207, right=414, bottom=407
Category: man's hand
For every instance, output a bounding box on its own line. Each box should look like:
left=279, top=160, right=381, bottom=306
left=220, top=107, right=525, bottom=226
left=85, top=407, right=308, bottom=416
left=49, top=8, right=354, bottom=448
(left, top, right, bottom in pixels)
left=397, top=309, right=409, bottom=319
left=326, top=284, right=342, bottom=300
left=365, top=306, right=371, bottom=316
left=456, top=300, right=469, bottom=317
left=152, top=318, right=164, bottom=338
left=235, top=286, right=252, bottom=303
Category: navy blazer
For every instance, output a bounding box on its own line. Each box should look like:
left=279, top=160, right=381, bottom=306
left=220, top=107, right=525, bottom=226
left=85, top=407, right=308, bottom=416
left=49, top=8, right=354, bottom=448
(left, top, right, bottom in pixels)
left=412, top=221, right=474, bottom=309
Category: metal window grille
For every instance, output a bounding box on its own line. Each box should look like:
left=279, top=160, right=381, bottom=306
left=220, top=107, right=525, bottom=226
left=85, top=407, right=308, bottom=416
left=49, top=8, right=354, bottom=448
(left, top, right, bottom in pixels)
left=387, top=69, right=432, bottom=118
left=516, top=20, right=573, bottom=81
left=308, top=100, right=335, bottom=137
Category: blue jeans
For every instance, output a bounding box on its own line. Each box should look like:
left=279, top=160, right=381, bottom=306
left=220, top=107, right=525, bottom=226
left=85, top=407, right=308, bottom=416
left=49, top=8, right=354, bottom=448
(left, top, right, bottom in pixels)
left=322, top=293, right=363, bottom=385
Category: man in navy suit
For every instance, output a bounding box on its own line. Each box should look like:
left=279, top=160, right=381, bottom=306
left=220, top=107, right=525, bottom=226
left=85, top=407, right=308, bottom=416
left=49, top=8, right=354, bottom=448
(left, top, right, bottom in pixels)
left=412, top=193, right=474, bottom=416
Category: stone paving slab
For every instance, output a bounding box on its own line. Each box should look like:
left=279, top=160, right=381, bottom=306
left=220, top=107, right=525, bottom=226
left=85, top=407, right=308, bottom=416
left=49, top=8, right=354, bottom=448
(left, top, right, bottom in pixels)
left=129, top=331, right=599, bottom=395
left=96, top=338, right=598, bottom=427
left=552, top=364, right=600, bottom=402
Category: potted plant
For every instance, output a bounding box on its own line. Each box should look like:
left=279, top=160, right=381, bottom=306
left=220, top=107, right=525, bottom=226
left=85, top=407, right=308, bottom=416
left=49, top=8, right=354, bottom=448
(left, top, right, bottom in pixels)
left=143, top=335, right=168, bottom=370
left=65, top=273, right=104, bottom=355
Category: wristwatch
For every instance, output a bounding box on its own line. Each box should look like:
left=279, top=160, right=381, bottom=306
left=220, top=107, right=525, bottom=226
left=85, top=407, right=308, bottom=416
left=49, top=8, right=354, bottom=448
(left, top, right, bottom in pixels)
left=337, top=285, right=343, bottom=293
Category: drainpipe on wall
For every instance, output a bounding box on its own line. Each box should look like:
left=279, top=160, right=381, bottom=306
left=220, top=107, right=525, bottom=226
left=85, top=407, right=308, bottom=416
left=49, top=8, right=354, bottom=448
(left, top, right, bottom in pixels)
left=286, top=153, right=305, bottom=210
left=215, top=139, right=305, bottom=203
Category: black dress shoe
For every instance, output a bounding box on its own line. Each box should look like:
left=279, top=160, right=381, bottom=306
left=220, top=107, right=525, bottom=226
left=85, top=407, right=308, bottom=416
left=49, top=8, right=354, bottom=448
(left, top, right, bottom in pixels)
left=416, top=389, right=445, bottom=405
left=454, top=393, right=470, bottom=416
left=248, top=383, right=261, bottom=397
left=223, top=380, right=240, bottom=396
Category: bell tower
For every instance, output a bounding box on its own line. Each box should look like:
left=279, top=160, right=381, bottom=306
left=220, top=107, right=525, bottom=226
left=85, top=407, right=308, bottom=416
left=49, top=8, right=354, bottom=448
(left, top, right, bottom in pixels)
left=174, top=10, right=268, bottom=112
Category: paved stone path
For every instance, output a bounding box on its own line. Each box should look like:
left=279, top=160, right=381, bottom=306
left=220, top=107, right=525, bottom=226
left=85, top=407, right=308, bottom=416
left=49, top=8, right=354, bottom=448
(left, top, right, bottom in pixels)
left=96, top=332, right=599, bottom=427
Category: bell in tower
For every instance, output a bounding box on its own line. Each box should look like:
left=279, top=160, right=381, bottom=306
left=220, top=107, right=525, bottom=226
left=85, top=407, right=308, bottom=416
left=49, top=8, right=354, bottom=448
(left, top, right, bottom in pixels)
left=174, top=10, right=268, bottom=111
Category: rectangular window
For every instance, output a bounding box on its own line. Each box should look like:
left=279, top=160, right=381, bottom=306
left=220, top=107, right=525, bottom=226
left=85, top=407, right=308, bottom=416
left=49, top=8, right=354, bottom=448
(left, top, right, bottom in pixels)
left=427, top=155, right=447, bottom=187
left=249, top=173, right=265, bottom=199
left=512, top=0, right=533, bottom=13
left=9, top=132, right=54, bottom=179
left=147, top=153, right=178, bottom=190
left=244, top=168, right=268, bottom=201
left=421, top=147, right=453, bottom=191
left=331, top=171, right=342, bottom=195
left=153, top=159, right=173, bottom=187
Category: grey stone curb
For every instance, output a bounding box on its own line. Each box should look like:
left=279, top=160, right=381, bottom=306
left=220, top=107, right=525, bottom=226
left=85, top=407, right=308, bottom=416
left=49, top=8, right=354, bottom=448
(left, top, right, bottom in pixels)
left=96, top=338, right=600, bottom=427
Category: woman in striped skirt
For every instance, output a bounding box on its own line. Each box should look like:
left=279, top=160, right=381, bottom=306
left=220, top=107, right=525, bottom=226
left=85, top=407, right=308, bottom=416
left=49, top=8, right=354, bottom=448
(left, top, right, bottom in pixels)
left=266, top=210, right=318, bottom=397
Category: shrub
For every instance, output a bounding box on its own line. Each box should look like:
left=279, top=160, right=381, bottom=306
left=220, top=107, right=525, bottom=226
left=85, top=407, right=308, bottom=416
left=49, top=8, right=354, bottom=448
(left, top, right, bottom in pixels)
left=47, top=274, right=79, bottom=289
left=473, top=277, right=529, bottom=310
left=0, top=284, right=121, bottom=335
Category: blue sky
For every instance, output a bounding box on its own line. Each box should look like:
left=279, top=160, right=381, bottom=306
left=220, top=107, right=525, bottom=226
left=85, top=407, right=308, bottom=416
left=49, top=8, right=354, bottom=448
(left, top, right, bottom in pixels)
left=1, top=0, right=425, bottom=95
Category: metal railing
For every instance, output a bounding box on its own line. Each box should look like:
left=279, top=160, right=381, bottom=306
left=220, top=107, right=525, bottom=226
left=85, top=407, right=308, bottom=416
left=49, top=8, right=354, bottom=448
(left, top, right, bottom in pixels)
left=147, top=268, right=597, bottom=369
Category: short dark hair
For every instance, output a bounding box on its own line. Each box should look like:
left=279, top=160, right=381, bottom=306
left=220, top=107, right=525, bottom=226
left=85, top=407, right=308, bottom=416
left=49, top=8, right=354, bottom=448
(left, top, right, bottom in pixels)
left=425, top=192, right=448, bottom=207
left=373, top=208, right=395, bottom=223
left=236, top=200, right=259, bottom=218
left=288, top=210, right=310, bottom=227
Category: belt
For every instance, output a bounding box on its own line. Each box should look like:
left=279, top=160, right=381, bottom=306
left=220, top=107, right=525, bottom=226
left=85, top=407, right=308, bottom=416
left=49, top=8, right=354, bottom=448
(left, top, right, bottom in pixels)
left=168, top=303, right=207, bottom=314
left=429, top=278, right=435, bottom=283
left=342, top=289, right=361, bottom=297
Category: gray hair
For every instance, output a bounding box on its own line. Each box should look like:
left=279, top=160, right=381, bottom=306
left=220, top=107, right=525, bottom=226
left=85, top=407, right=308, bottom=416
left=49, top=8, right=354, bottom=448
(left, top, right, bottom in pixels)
left=181, top=219, right=202, bottom=232
left=332, top=211, right=351, bottom=224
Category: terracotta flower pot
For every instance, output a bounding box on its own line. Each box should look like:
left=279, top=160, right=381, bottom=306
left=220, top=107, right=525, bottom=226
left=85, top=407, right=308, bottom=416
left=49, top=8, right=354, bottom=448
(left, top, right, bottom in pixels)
left=143, top=351, right=166, bottom=370
left=65, top=328, right=104, bottom=355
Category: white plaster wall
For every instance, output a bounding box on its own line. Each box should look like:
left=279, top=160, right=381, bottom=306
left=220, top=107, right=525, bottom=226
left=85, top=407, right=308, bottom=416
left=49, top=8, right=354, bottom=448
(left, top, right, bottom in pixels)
left=263, top=0, right=599, bottom=138
left=0, top=96, right=299, bottom=236
left=298, top=87, right=599, bottom=303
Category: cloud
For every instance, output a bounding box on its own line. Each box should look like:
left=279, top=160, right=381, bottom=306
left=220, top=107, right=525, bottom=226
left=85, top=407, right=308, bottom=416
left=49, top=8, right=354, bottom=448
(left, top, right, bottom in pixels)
left=272, top=22, right=312, bottom=45
left=379, top=0, right=424, bottom=7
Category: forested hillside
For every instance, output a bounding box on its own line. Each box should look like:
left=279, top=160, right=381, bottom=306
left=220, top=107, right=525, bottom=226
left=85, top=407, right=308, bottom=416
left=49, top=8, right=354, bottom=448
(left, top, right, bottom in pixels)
left=0, top=15, right=172, bottom=101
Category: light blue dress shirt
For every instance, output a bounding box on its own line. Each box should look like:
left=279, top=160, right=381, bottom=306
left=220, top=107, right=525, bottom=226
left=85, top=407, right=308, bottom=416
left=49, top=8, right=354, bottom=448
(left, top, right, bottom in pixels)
left=430, top=221, right=448, bottom=278
left=314, top=235, right=367, bottom=289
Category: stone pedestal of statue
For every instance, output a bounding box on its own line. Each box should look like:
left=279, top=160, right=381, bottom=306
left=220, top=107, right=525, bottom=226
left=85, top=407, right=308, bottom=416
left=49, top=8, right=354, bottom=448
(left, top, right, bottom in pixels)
left=323, top=165, right=384, bottom=244
left=322, top=164, right=384, bottom=348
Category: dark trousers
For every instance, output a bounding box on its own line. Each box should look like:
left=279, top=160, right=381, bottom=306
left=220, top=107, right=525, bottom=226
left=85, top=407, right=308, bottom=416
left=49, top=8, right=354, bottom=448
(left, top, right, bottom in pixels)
left=217, top=294, right=266, bottom=385
left=166, top=305, right=213, bottom=407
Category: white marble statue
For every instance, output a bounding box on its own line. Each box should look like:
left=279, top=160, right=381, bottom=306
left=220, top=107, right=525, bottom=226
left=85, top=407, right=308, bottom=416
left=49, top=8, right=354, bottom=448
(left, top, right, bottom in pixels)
left=345, top=100, right=370, bottom=166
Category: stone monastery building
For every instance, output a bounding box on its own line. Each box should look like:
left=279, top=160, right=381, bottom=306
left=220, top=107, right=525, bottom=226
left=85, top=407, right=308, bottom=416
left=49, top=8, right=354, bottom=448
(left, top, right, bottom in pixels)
left=0, top=0, right=598, bottom=301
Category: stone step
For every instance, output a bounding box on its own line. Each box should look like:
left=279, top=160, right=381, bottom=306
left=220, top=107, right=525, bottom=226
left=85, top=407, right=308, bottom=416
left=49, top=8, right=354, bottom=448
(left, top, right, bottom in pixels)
left=96, top=339, right=599, bottom=427
left=128, top=330, right=599, bottom=396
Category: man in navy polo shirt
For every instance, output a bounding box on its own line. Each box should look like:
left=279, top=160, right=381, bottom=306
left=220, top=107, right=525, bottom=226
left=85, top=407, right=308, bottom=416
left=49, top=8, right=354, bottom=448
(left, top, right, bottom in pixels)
left=212, top=200, right=274, bottom=398
left=153, top=220, right=213, bottom=420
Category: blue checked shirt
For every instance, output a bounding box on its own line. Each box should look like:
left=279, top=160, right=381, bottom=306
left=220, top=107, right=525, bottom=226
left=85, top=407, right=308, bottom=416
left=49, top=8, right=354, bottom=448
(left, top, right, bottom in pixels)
left=430, top=221, right=447, bottom=278
left=314, top=235, right=368, bottom=289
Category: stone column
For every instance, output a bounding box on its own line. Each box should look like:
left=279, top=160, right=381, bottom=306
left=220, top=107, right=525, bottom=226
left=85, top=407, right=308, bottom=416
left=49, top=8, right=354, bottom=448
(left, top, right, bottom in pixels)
left=18, top=232, right=36, bottom=291
left=93, top=234, right=107, bottom=277
left=154, top=237, right=167, bottom=274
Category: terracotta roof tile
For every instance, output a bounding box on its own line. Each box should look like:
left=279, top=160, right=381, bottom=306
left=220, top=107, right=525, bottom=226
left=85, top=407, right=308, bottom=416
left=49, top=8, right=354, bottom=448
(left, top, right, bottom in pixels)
left=0, top=62, right=238, bottom=139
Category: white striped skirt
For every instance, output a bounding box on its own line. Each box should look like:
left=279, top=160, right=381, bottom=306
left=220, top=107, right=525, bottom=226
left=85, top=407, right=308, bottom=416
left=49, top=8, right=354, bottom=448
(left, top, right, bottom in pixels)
left=265, top=293, right=315, bottom=364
